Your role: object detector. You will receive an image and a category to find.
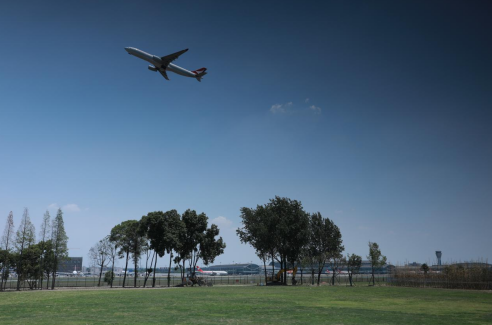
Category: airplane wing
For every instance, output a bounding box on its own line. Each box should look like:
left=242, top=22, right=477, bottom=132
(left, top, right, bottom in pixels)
left=160, top=49, right=189, bottom=66
left=159, top=70, right=170, bottom=80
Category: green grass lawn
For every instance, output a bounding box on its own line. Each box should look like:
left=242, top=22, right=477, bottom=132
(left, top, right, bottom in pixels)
left=1, top=285, right=491, bottom=324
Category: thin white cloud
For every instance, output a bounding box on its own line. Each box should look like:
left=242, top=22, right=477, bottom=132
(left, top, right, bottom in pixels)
left=47, top=203, right=59, bottom=210
left=62, top=204, right=81, bottom=212
left=270, top=104, right=286, bottom=114
left=270, top=102, right=293, bottom=114
left=211, top=216, right=233, bottom=228
left=305, top=98, right=310, bottom=103
left=309, top=105, right=322, bottom=114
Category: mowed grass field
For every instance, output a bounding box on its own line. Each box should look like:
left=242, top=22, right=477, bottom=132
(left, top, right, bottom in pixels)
left=1, top=285, right=491, bottom=324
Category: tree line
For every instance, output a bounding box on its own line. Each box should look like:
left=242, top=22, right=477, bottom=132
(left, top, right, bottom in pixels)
left=0, top=208, right=68, bottom=291
left=237, top=196, right=387, bottom=286
left=88, top=209, right=226, bottom=288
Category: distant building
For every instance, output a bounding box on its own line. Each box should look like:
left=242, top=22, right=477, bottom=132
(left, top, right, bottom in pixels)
left=202, top=263, right=260, bottom=275
left=265, top=261, right=393, bottom=274
left=58, top=257, right=83, bottom=273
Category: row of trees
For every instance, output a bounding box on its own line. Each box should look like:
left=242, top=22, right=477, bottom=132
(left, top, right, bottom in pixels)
left=237, top=196, right=387, bottom=286
left=0, top=209, right=68, bottom=291
left=88, top=209, right=226, bottom=288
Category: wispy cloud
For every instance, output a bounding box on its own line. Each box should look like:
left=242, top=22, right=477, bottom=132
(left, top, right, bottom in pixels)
left=269, top=102, right=292, bottom=114
left=63, top=204, right=81, bottom=212
left=47, top=203, right=59, bottom=210
left=211, top=216, right=233, bottom=228
left=309, top=105, right=322, bottom=114
left=305, top=98, right=310, bottom=103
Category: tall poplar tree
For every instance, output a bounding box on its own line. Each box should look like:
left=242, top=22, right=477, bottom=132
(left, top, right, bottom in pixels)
left=51, top=209, right=68, bottom=290
left=1, top=211, right=15, bottom=291
left=38, top=211, right=51, bottom=290
left=15, top=208, right=35, bottom=291
left=367, top=242, right=387, bottom=286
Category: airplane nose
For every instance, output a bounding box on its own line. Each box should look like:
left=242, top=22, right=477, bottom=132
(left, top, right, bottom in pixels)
left=125, top=47, right=131, bottom=52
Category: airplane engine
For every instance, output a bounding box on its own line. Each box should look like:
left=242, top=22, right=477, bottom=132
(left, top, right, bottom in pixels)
left=148, top=65, right=158, bottom=72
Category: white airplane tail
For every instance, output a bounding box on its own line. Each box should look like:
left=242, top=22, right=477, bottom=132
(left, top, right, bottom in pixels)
left=192, top=67, right=207, bottom=82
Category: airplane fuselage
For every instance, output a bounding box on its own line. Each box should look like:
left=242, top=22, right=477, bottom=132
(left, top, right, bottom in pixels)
left=125, top=47, right=196, bottom=78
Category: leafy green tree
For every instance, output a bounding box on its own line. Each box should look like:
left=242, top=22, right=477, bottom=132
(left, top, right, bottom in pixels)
left=179, top=210, right=225, bottom=280
left=237, top=205, right=275, bottom=284
left=40, top=240, right=55, bottom=289
left=89, top=236, right=112, bottom=286
left=1, top=211, right=15, bottom=291
left=139, top=211, right=175, bottom=287
left=38, top=211, right=51, bottom=290
left=304, top=212, right=343, bottom=286
left=200, top=224, right=226, bottom=266
left=269, top=196, right=310, bottom=285
left=163, top=210, right=185, bottom=287
left=128, top=221, right=147, bottom=288
left=367, top=242, right=387, bottom=286
left=15, top=208, right=36, bottom=291
left=326, top=221, right=344, bottom=286
left=421, top=263, right=429, bottom=275
left=347, top=253, right=362, bottom=286
left=51, top=209, right=68, bottom=290
left=17, top=243, right=42, bottom=290
left=103, top=271, right=115, bottom=285
left=110, top=221, right=135, bottom=288
left=180, top=210, right=208, bottom=278
left=107, top=239, right=118, bottom=288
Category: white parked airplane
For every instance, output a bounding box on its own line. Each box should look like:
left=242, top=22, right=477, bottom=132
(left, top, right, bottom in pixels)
left=196, top=266, right=228, bottom=276
left=125, top=47, right=207, bottom=82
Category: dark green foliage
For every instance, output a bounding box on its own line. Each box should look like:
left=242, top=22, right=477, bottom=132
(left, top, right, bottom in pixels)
left=421, top=263, right=429, bottom=274
left=367, top=242, right=387, bottom=286
left=238, top=197, right=341, bottom=286
left=179, top=209, right=225, bottom=278
left=51, top=209, right=68, bottom=290
left=347, top=253, right=362, bottom=286
left=304, top=212, right=344, bottom=286
left=103, top=271, right=114, bottom=285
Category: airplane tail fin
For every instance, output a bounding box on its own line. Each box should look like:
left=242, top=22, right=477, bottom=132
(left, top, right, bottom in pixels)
left=192, top=67, right=207, bottom=82
left=196, top=266, right=204, bottom=273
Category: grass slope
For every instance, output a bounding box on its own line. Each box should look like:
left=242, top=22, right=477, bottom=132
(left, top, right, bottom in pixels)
left=1, top=286, right=491, bottom=324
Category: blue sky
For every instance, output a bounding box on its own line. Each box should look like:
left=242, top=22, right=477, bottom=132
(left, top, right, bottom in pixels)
left=1, top=0, right=491, bottom=267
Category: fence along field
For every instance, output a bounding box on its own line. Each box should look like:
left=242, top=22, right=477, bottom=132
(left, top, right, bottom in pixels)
left=2, top=273, right=390, bottom=290
left=390, top=264, right=492, bottom=290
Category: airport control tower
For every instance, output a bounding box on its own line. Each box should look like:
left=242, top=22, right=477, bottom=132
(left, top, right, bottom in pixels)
left=435, top=251, right=442, bottom=266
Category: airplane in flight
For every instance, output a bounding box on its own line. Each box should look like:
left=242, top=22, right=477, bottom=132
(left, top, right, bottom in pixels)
left=196, top=266, right=228, bottom=276
left=125, top=47, right=207, bottom=82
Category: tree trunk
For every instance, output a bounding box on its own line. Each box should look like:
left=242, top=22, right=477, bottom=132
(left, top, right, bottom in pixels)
left=271, top=254, right=275, bottom=285
left=152, top=251, right=158, bottom=287
left=51, top=271, right=56, bottom=290
left=167, top=252, right=172, bottom=287
left=144, top=251, right=155, bottom=288
left=122, top=251, right=129, bottom=288
left=110, top=253, right=115, bottom=288
left=311, top=269, right=315, bottom=285
left=349, top=273, right=353, bottom=286
left=46, top=274, right=50, bottom=289
left=263, top=257, right=267, bottom=285
left=134, top=255, right=138, bottom=288
left=371, top=265, right=375, bottom=286
left=51, top=255, right=58, bottom=290
left=98, top=259, right=104, bottom=287
left=17, top=246, right=24, bottom=291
